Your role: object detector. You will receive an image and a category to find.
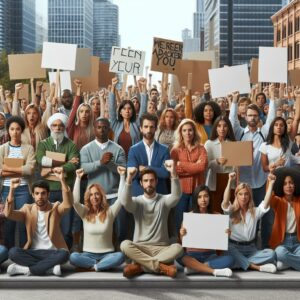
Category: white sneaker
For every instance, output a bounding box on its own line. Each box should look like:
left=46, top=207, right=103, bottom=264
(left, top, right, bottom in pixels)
left=46, top=265, right=62, bottom=276
left=184, top=267, right=198, bottom=275
left=213, top=268, right=233, bottom=277
left=277, top=261, right=290, bottom=271
left=259, top=263, right=277, bottom=273
left=7, top=263, right=30, bottom=276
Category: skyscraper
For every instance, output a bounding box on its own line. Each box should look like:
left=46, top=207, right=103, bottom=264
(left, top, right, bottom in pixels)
left=48, top=0, right=93, bottom=48
left=93, top=0, right=119, bottom=62
left=0, top=0, right=9, bottom=52
left=194, top=0, right=205, bottom=50
left=204, top=0, right=283, bottom=67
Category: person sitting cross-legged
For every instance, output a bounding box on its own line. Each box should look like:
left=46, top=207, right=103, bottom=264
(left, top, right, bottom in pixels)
left=120, top=161, right=183, bottom=278
left=5, top=168, right=71, bottom=276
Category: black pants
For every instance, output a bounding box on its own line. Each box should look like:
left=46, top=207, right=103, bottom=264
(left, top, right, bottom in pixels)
left=8, top=247, right=69, bottom=276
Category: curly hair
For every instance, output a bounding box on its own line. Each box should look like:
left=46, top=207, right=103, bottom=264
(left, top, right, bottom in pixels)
left=193, top=101, right=221, bottom=125
left=273, top=167, right=300, bottom=197
left=84, top=184, right=109, bottom=223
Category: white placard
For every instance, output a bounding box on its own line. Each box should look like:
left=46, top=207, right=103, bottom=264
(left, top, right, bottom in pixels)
left=182, top=213, right=229, bottom=250
left=71, top=48, right=91, bottom=77
left=42, top=42, right=77, bottom=71
left=109, top=46, right=146, bottom=76
left=258, top=47, right=287, bottom=83
left=49, top=71, right=72, bottom=93
left=209, top=64, right=250, bottom=98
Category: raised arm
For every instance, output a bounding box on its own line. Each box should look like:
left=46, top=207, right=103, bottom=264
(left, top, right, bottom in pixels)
left=110, top=166, right=126, bottom=217
left=263, top=173, right=276, bottom=209
left=290, top=89, right=300, bottom=141
left=229, top=91, right=243, bottom=139
left=108, top=77, right=119, bottom=123
left=120, top=167, right=138, bottom=213
left=73, top=169, right=88, bottom=219
left=11, top=83, right=23, bottom=117
left=222, top=172, right=236, bottom=210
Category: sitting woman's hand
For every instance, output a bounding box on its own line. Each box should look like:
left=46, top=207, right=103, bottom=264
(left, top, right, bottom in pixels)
left=180, top=227, right=187, bottom=237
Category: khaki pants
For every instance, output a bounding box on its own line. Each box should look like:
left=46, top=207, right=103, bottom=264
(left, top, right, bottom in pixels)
left=120, top=240, right=183, bottom=273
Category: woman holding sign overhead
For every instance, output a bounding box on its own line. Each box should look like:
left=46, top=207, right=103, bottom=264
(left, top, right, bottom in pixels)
left=178, top=185, right=234, bottom=277
left=222, top=172, right=277, bottom=273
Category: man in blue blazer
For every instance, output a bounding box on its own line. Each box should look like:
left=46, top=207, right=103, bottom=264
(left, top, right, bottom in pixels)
left=127, top=113, right=170, bottom=196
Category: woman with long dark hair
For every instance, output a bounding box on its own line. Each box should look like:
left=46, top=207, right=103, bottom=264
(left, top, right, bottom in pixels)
left=178, top=185, right=234, bottom=277
left=204, top=116, right=236, bottom=213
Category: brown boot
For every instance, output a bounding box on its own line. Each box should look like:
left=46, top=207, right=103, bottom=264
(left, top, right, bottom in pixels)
left=159, top=263, right=177, bottom=278
left=123, top=264, right=143, bottom=278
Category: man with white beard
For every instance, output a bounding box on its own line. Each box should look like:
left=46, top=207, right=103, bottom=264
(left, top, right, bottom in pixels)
left=36, top=113, right=79, bottom=249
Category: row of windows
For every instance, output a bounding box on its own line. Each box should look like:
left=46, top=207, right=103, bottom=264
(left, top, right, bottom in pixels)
left=288, top=43, right=300, bottom=61
left=277, top=16, right=300, bottom=41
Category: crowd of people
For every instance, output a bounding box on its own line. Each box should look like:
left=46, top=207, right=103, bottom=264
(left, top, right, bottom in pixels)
left=0, top=77, right=299, bottom=279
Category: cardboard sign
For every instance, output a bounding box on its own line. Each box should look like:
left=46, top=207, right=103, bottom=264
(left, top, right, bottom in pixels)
left=72, top=56, right=100, bottom=92
left=182, top=213, right=229, bottom=250
left=175, top=60, right=211, bottom=94
left=42, top=151, right=66, bottom=181
left=250, top=58, right=259, bottom=84
left=221, top=141, right=253, bottom=166
left=41, top=42, right=77, bottom=71
left=109, top=47, right=145, bottom=76
left=258, top=47, right=287, bottom=83
left=288, top=69, right=300, bottom=86
left=209, top=64, right=250, bottom=98
left=151, top=37, right=183, bottom=74
left=183, top=50, right=217, bottom=69
left=99, top=61, right=115, bottom=88
left=71, top=48, right=91, bottom=77
left=18, top=84, right=29, bottom=100
left=49, top=71, right=72, bottom=93
left=4, top=157, right=24, bottom=167
left=8, top=54, right=46, bottom=80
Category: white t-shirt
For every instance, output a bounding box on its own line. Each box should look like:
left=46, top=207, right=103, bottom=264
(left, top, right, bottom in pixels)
left=31, top=211, right=56, bottom=250
left=286, top=202, right=296, bottom=233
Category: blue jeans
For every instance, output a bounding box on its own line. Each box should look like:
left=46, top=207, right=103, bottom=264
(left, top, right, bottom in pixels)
left=49, top=190, right=73, bottom=250
left=228, top=242, right=276, bottom=270
left=177, top=250, right=234, bottom=269
left=0, top=245, right=8, bottom=264
left=252, top=183, right=274, bottom=249
left=275, top=234, right=300, bottom=271
left=70, top=251, right=125, bottom=271
left=175, top=193, right=193, bottom=234
left=1, top=185, right=32, bottom=248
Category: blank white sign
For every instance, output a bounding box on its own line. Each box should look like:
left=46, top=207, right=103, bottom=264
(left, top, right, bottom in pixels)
left=109, top=46, right=146, bottom=76
left=258, top=47, right=287, bottom=83
left=182, top=213, right=229, bottom=250
left=71, top=48, right=91, bottom=77
left=209, top=64, right=250, bottom=98
left=49, top=71, right=72, bottom=94
left=42, top=42, right=77, bottom=71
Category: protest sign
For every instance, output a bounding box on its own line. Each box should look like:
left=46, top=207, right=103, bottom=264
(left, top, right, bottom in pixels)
left=49, top=71, right=72, bottom=93
left=99, top=61, right=115, bottom=88
left=250, top=58, right=259, bottom=84
left=288, top=69, right=300, bottom=86
left=71, top=48, right=91, bottom=77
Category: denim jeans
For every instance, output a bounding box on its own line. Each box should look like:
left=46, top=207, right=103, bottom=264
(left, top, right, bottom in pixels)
left=175, top=193, right=193, bottom=234
left=275, top=234, right=300, bottom=271
left=49, top=190, right=73, bottom=250
left=228, top=242, right=276, bottom=270
left=0, top=245, right=8, bottom=264
left=70, top=251, right=125, bottom=271
left=1, top=185, right=32, bottom=249
left=177, top=250, right=234, bottom=269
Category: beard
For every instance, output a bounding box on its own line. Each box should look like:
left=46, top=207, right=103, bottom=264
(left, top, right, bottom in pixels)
left=144, top=186, right=156, bottom=196
left=142, top=132, right=155, bottom=140
left=51, top=131, right=64, bottom=143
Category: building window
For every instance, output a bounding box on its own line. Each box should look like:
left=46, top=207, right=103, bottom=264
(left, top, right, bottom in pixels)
left=295, top=42, right=300, bottom=60
left=288, top=21, right=293, bottom=36
left=288, top=44, right=293, bottom=61
left=295, top=16, right=300, bottom=32
left=277, top=28, right=281, bottom=42
left=282, top=24, right=287, bottom=39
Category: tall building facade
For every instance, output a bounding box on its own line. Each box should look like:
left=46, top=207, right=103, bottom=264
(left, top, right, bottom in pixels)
left=272, top=0, right=300, bottom=70
left=194, top=0, right=205, bottom=50
left=35, top=1, right=48, bottom=52
left=93, top=0, right=119, bottom=62
left=204, top=0, right=283, bottom=67
left=0, top=0, right=9, bottom=51
left=48, top=0, right=93, bottom=48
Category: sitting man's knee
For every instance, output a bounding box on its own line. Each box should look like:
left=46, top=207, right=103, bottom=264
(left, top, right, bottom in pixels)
left=120, top=240, right=132, bottom=252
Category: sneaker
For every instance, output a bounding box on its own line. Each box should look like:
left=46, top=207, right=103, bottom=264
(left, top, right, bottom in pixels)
left=123, top=264, right=143, bottom=278
left=159, top=263, right=177, bottom=278
left=184, top=267, right=198, bottom=275
left=46, top=265, right=62, bottom=276
left=7, top=263, right=30, bottom=276
left=213, top=268, right=233, bottom=277
left=277, top=261, right=290, bottom=271
left=259, top=263, right=277, bottom=273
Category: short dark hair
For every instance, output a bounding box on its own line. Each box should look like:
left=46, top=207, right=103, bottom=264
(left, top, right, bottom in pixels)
left=6, top=116, right=25, bottom=133
left=246, top=103, right=260, bottom=115
left=256, top=92, right=267, bottom=104
left=32, top=180, right=50, bottom=194
left=139, top=168, right=158, bottom=181
left=93, top=117, right=110, bottom=128
left=139, top=113, right=158, bottom=128
left=193, top=101, right=221, bottom=125
left=117, top=100, right=136, bottom=122
left=150, top=88, right=159, bottom=95
left=62, top=89, right=72, bottom=98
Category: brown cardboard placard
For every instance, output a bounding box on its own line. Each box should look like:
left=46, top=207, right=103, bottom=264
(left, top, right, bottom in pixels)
left=8, top=53, right=46, bottom=80
left=250, top=58, right=259, bottom=84
left=175, top=60, right=211, bottom=94
left=4, top=157, right=24, bottom=167
left=221, top=141, right=253, bottom=167
left=151, top=37, right=183, bottom=74
left=72, top=56, right=100, bottom=92
left=18, top=84, right=29, bottom=101
left=99, top=61, right=115, bottom=88
left=288, top=69, right=300, bottom=86
left=46, top=151, right=66, bottom=162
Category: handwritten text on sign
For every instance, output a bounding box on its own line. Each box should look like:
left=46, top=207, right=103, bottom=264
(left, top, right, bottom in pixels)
left=109, top=47, right=145, bottom=76
left=151, top=37, right=183, bottom=74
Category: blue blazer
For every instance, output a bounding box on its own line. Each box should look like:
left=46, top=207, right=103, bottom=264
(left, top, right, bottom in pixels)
left=127, top=140, right=170, bottom=196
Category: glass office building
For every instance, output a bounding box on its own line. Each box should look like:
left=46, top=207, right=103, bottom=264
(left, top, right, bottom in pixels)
left=204, top=0, right=283, bottom=67
left=93, top=0, right=119, bottom=62
left=48, top=0, right=93, bottom=48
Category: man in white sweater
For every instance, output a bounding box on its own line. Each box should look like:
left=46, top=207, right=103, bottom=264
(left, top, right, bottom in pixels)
left=120, top=160, right=183, bottom=278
